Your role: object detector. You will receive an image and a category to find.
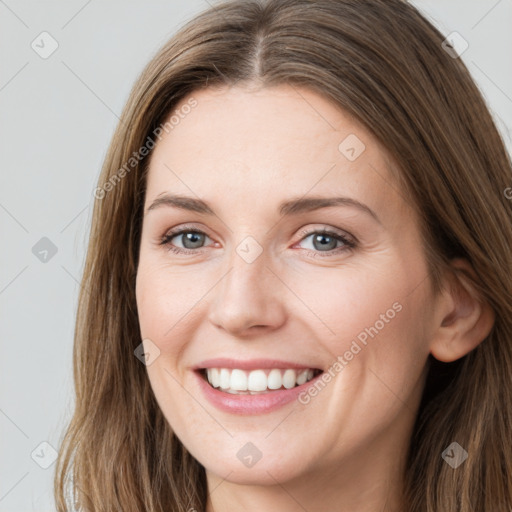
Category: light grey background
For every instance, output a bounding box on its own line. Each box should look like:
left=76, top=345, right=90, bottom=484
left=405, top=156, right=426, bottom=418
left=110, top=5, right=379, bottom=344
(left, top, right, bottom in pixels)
left=1, top=1, right=510, bottom=511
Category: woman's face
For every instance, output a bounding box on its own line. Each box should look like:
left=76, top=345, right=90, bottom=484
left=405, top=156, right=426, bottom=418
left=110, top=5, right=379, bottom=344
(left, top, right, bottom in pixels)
left=136, top=84, right=439, bottom=488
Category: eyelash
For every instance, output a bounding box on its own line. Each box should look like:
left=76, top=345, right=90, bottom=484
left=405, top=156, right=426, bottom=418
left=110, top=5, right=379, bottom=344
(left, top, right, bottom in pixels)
left=159, top=224, right=356, bottom=258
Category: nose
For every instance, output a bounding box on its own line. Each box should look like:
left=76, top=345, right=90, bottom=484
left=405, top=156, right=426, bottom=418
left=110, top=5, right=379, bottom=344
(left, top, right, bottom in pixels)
left=207, top=245, right=287, bottom=336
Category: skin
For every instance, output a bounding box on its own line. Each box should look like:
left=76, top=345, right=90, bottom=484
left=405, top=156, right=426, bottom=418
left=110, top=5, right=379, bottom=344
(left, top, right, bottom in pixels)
left=135, top=84, right=494, bottom=512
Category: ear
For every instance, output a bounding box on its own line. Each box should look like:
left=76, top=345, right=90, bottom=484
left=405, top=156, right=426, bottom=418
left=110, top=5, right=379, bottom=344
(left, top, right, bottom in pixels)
left=429, top=258, right=495, bottom=363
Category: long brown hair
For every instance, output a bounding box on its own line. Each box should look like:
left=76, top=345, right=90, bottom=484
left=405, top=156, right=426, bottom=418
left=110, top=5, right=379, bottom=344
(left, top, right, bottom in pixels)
left=54, top=0, right=512, bottom=510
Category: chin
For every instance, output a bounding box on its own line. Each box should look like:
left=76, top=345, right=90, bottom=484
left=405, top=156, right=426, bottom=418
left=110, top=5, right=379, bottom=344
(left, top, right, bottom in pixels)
left=195, top=440, right=314, bottom=486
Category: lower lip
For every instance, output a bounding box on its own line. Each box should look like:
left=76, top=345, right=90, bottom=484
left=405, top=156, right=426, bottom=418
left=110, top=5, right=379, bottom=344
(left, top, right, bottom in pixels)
left=194, top=370, right=323, bottom=415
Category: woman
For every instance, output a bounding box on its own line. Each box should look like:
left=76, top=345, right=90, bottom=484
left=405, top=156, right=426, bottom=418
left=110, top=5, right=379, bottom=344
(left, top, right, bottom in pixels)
left=54, top=0, right=512, bottom=510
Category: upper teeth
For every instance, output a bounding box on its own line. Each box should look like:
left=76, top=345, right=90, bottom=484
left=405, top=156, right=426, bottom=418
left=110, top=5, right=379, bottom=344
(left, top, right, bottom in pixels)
left=205, top=368, right=317, bottom=393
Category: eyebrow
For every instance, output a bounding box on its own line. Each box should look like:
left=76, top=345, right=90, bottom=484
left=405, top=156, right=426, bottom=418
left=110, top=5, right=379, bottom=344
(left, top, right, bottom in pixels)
left=145, top=193, right=381, bottom=224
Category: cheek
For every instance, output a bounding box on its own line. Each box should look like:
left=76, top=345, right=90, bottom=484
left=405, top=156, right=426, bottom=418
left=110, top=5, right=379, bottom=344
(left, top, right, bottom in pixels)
left=286, top=269, right=431, bottom=454
left=289, top=264, right=421, bottom=340
left=287, top=262, right=432, bottom=391
left=135, top=260, right=200, bottom=428
left=135, top=258, right=207, bottom=345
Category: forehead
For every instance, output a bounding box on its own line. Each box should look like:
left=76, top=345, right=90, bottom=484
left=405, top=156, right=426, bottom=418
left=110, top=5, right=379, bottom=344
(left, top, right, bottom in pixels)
left=144, top=84, right=409, bottom=226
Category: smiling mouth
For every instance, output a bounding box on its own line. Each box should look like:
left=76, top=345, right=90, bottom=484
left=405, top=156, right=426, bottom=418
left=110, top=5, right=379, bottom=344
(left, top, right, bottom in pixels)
left=199, top=367, right=323, bottom=394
